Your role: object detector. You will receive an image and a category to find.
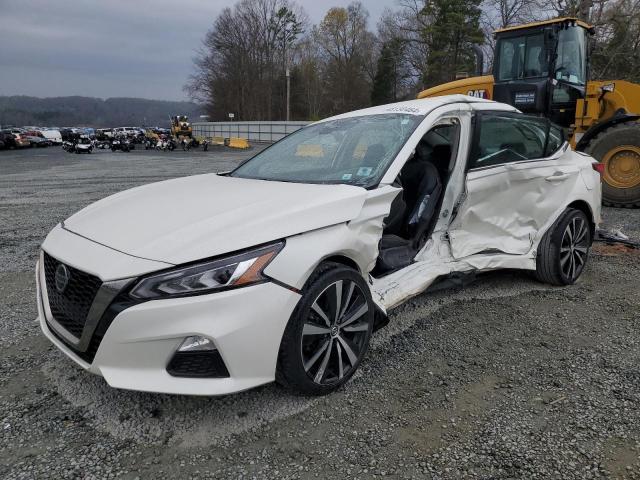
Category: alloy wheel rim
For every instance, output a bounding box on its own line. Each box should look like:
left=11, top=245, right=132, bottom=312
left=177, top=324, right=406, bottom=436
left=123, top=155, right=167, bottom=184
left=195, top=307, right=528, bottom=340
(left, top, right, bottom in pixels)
left=301, top=280, right=370, bottom=385
left=560, top=217, right=589, bottom=281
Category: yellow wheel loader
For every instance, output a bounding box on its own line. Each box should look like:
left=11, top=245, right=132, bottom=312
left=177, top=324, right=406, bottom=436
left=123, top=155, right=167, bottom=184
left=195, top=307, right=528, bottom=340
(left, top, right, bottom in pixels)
left=170, top=115, right=193, bottom=140
left=418, top=17, right=640, bottom=207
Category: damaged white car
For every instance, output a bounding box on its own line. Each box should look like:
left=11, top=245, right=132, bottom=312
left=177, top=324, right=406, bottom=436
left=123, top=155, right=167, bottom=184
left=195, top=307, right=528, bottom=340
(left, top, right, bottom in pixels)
left=37, top=95, right=602, bottom=396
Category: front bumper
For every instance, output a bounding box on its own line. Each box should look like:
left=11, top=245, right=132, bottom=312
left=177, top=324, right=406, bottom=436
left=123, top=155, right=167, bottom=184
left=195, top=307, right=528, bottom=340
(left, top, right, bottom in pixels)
left=37, top=258, right=301, bottom=396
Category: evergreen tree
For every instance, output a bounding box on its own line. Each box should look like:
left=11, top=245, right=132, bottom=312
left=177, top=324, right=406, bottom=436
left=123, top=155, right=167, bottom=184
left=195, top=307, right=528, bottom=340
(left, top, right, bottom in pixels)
left=420, top=0, right=485, bottom=87
left=371, top=39, right=404, bottom=105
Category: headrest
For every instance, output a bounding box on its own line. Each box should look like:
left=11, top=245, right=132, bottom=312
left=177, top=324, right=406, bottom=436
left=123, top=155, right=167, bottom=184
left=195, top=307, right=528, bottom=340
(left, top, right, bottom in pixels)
left=431, top=144, right=451, bottom=160
left=363, top=144, right=386, bottom=166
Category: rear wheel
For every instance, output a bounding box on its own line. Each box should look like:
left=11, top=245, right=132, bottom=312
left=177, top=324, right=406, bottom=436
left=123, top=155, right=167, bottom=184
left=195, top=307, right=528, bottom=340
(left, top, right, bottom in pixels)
left=584, top=121, right=640, bottom=207
left=535, top=208, right=591, bottom=286
left=276, top=263, right=374, bottom=395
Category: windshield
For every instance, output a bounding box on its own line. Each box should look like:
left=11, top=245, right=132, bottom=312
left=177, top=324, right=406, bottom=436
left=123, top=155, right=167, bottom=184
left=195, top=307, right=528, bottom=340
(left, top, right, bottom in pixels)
left=555, top=27, right=587, bottom=85
left=230, top=114, right=424, bottom=187
left=496, top=33, right=548, bottom=81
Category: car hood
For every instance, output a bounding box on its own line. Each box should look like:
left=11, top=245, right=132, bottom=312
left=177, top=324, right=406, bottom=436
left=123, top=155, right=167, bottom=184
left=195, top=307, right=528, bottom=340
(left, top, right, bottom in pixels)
left=63, top=173, right=368, bottom=265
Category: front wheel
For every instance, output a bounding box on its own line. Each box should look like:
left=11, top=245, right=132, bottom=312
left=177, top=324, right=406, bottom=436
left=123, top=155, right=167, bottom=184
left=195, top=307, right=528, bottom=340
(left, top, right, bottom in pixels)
left=276, top=264, right=374, bottom=395
left=535, top=208, right=592, bottom=285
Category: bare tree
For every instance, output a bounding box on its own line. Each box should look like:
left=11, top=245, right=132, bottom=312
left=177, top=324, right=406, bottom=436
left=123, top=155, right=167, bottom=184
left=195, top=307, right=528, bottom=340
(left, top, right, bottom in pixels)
left=185, top=0, right=306, bottom=120
left=590, top=0, right=640, bottom=80
left=314, top=2, right=375, bottom=114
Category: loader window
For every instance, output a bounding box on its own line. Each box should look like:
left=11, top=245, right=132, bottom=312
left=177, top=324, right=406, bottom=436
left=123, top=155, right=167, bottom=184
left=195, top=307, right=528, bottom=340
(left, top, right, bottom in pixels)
left=496, top=34, right=548, bottom=81
left=555, top=27, right=587, bottom=85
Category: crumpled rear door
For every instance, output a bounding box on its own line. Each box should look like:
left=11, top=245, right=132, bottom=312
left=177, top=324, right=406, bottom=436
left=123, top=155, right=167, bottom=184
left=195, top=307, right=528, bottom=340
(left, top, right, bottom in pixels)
left=447, top=158, right=581, bottom=259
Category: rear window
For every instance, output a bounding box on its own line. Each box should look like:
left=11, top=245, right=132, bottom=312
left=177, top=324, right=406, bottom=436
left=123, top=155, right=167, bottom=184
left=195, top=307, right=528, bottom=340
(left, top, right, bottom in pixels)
left=545, top=123, right=565, bottom=156
left=469, top=112, right=565, bottom=169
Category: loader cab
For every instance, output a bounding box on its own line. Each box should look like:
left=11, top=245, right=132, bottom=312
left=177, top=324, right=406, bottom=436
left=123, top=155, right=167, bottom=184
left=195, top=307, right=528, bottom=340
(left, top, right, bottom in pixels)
left=492, top=18, right=593, bottom=128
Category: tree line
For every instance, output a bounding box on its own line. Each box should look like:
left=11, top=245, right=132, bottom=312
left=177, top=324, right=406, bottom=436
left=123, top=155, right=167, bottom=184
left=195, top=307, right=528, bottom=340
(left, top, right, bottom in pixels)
left=0, top=96, right=202, bottom=128
left=185, top=0, right=640, bottom=121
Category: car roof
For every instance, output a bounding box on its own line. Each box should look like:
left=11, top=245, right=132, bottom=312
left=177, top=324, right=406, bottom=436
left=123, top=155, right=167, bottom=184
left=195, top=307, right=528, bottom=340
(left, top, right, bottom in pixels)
left=317, top=95, right=516, bottom=123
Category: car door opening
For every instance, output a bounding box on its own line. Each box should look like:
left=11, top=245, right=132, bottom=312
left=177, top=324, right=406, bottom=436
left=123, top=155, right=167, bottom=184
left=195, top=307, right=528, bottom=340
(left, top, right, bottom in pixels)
left=374, top=121, right=460, bottom=276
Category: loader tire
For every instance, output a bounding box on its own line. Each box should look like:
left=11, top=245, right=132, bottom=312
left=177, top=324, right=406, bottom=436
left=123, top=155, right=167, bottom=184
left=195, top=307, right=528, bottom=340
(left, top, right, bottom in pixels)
left=583, top=121, right=640, bottom=208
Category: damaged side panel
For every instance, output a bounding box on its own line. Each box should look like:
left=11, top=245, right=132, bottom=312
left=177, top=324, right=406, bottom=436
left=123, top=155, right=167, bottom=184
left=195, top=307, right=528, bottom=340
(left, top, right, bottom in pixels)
left=447, top=155, right=582, bottom=258
left=264, top=185, right=400, bottom=294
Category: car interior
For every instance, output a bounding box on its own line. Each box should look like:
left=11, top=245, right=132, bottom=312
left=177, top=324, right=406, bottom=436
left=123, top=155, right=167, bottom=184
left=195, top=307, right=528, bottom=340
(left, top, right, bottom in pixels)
left=374, top=121, right=459, bottom=276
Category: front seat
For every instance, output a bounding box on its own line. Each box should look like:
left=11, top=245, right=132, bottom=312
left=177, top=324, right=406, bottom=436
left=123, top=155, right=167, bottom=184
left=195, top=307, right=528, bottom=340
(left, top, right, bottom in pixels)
left=376, top=149, right=443, bottom=274
left=405, top=161, right=442, bottom=247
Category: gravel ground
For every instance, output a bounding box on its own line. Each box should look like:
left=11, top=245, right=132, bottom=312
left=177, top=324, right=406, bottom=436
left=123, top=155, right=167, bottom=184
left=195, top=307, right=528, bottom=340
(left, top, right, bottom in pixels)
left=1, top=146, right=639, bottom=479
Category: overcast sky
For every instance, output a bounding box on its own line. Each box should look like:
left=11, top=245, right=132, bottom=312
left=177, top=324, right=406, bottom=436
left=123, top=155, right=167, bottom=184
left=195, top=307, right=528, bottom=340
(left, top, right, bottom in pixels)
left=0, top=0, right=392, bottom=101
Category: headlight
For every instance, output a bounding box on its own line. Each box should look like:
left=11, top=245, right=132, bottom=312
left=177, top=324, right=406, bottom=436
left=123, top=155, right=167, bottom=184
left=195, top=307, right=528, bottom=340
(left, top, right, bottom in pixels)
left=129, top=241, right=283, bottom=299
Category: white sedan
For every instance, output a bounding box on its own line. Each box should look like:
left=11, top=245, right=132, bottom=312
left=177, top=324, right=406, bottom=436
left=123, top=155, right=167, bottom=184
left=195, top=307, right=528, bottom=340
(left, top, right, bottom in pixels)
left=36, top=95, right=602, bottom=396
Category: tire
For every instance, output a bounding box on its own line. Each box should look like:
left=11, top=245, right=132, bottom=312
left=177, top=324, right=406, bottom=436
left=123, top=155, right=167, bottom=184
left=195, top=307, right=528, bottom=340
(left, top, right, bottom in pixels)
left=276, top=263, right=374, bottom=395
left=535, top=208, right=592, bottom=286
left=583, top=121, right=640, bottom=207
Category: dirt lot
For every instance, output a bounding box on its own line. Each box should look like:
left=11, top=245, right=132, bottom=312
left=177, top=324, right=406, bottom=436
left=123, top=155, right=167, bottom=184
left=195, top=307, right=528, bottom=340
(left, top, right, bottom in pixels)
left=1, top=146, right=639, bottom=479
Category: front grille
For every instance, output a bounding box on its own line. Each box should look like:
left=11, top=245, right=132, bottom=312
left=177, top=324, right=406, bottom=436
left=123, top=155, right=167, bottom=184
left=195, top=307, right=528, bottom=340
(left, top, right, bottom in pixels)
left=46, top=293, right=137, bottom=364
left=167, top=351, right=230, bottom=378
left=43, top=252, right=102, bottom=338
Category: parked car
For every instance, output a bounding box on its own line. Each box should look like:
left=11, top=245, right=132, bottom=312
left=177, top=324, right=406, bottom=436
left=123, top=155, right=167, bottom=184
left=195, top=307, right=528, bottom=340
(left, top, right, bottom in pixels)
left=0, top=131, right=11, bottom=149
left=1, top=130, right=30, bottom=148
left=25, top=135, right=50, bottom=148
left=41, top=129, right=63, bottom=145
left=73, top=136, right=93, bottom=154
left=113, top=127, right=139, bottom=139
left=95, top=129, right=113, bottom=141
left=24, top=131, right=52, bottom=147
left=110, top=137, right=130, bottom=152
left=36, top=95, right=601, bottom=396
left=59, top=128, right=74, bottom=141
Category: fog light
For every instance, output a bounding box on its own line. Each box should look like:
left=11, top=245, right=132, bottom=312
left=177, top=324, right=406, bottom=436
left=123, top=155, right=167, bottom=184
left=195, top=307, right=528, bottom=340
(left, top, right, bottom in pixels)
left=168, top=339, right=230, bottom=378
left=178, top=335, right=215, bottom=352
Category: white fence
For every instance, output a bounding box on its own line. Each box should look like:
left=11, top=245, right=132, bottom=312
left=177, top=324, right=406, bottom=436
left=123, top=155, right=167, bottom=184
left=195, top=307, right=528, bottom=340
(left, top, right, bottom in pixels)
left=192, top=121, right=310, bottom=143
